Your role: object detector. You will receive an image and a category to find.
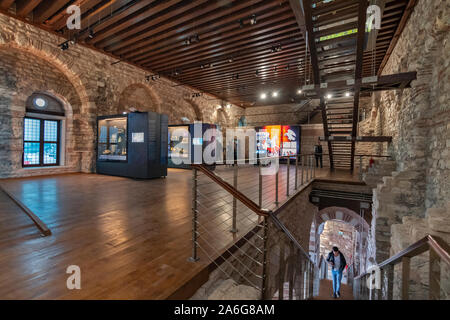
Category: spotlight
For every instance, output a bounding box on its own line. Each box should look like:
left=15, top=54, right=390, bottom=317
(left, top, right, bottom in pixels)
left=297, top=89, right=302, bottom=94
left=272, top=92, right=278, bottom=98
left=260, top=93, right=267, bottom=99
left=88, top=29, right=94, bottom=39
left=250, top=14, right=257, bottom=25
left=255, top=70, right=259, bottom=77
left=226, top=104, right=231, bottom=109
left=192, top=34, right=200, bottom=43
left=345, top=92, right=351, bottom=97
left=184, top=38, right=191, bottom=45
left=239, top=19, right=244, bottom=28
left=216, top=105, right=222, bottom=110
left=228, top=57, right=234, bottom=63
left=145, top=75, right=151, bottom=82
left=327, top=93, right=332, bottom=99
left=59, top=41, right=69, bottom=51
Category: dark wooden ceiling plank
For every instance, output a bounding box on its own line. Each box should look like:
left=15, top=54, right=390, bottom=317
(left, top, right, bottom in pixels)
left=0, top=0, right=15, bottom=10
left=34, top=0, right=76, bottom=24
left=137, top=19, right=297, bottom=69
left=50, top=0, right=110, bottom=30
left=148, top=28, right=301, bottom=72
left=126, top=3, right=290, bottom=62
left=15, top=0, right=44, bottom=17
left=98, top=0, right=218, bottom=50
left=87, top=0, right=182, bottom=44
left=110, top=0, right=274, bottom=56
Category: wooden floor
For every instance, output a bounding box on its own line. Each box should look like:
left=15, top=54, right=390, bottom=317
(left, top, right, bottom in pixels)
left=0, top=166, right=358, bottom=299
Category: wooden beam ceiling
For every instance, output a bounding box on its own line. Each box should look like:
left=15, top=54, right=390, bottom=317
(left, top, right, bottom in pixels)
left=0, top=0, right=415, bottom=107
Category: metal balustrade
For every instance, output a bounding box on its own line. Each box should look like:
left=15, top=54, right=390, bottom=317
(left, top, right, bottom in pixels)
left=353, top=235, right=450, bottom=300
left=188, top=154, right=317, bottom=299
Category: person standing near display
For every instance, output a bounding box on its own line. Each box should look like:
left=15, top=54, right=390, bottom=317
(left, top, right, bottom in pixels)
left=314, top=139, right=323, bottom=168
left=327, top=246, right=347, bottom=298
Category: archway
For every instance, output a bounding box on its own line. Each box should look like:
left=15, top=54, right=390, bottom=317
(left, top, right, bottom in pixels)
left=310, top=207, right=372, bottom=276
left=117, top=83, right=161, bottom=114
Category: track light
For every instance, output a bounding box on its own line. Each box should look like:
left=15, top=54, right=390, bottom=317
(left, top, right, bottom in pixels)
left=272, top=92, right=278, bottom=98
left=226, top=104, right=231, bottom=109
left=255, top=70, right=259, bottom=77
left=59, top=41, right=69, bottom=51
left=327, top=93, right=332, bottom=99
left=228, top=57, right=234, bottom=63
left=216, top=105, right=222, bottom=110
left=250, top=14, right=257, bottom=25
left=184, top=38, right=191, bottom=45
left=239, top=19, right=244, bottom=28
left=192, top=34, right=200, bottom=43
left=345, top=92, right=351, bottom=97
left=88, top=29, right=94, bottom=39
left=260, top=93, right=267, bottom=99
left=297, top=89, right=302, bottom=94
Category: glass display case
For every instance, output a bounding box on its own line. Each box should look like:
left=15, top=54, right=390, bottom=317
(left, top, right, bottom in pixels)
left=96, top=112, right=168, bottom=179
left=98, top=117, right=128, bottom=161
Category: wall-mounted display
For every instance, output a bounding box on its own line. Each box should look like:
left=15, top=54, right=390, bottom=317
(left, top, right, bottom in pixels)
left=256, top=125, right=300, bottom=159
left=97, top=112, right=168, bottom=179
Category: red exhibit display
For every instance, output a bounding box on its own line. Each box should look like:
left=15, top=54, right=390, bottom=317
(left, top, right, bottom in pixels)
left=256, top=125, right=300, bottom=158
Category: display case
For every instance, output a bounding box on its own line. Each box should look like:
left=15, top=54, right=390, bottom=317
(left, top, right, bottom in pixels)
left=97, top=112, right=168, bottom=179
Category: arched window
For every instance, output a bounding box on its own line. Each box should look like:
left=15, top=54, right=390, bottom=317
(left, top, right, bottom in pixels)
left=23, top=93, right=65, bottom=167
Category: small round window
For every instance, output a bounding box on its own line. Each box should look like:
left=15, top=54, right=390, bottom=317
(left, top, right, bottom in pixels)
left=33, top=97, right=48, bottom=109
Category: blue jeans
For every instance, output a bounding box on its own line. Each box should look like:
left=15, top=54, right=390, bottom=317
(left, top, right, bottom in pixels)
left=332, top=269, right=343, bottom=294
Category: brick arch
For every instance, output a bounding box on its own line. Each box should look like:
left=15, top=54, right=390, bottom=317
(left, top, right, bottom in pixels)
left=317, top=207, right=370, bottom=232
left=183, top=98, right=203, bottom=121
left=0, top=31, right=91, bottom=114
left=117, top=83, right=162, bottom=114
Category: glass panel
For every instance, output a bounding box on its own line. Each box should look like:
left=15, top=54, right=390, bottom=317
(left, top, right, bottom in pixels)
left=44, top=120, right=58, bottom=142
left=24, top=118, right=40, bottom=141
left=98, top=117, right=127, bottom=161
left=43, top=143, right=58, bottom=164
left=24, top=142, right=40, bottom=165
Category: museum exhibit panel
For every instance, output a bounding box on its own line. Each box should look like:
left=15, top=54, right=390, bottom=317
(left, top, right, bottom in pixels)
left=97, top=111, right=168, bottom=179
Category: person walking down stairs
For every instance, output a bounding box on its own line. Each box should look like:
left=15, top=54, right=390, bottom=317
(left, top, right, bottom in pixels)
left=327, top=247, right=347, bottom=298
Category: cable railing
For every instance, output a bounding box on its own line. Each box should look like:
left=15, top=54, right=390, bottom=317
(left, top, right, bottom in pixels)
left=189, top=153, right=318, bottom=299
left=353, top=235, right=450, bottom=300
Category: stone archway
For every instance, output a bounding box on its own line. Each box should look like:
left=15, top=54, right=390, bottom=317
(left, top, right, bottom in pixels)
left=117, top=83, right=162, bottom=114
left=0, top=36, right=92, bottom=175
left=183, top=98, right=203, bottom=121
left=310, top=207, right=372, bottom=275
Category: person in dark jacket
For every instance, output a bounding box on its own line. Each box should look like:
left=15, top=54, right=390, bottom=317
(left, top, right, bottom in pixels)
left=326, top=246, right=347, bottom=298
left=314, top=139, right=323, bottom=168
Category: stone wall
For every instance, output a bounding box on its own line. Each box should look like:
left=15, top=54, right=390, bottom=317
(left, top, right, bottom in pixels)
left=364, top=0, right=449, bottom=209
left=243, top=100, right=320, bottom=127
left=0, top=12, right=244, bottom=178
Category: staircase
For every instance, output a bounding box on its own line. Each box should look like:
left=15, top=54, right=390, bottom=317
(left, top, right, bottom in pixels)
left=326, top=99, right=355, bottom=170
left=314, top=279, right=354, bottom=300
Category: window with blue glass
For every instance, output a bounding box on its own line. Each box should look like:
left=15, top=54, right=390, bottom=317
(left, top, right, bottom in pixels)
left=23, top=118, right=60, bottom=167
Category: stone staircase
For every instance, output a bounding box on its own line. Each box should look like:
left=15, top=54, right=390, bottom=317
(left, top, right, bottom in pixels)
left=362, top=160, right=397, bottom=189
left=390, top=203, right=450, bottom=300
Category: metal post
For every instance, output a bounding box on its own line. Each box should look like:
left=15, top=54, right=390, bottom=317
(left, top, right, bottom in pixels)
left=275, top=169, right=279, bottom=205
left=261, top=216, right=268, bottom=299
left=310, top=155, right=313, bottom=181
left=189, top=168, right=199, bottom=262
left=231, top=165, right=238, bottom=233
left=258, top=163, right=263, bottom=208
left=313, top=154, right=316, bottom=178
left=295, top=155, right=299, bottom=190
left=301, top=155, right=304, bottom=185
left=286, top=157, right=290, bottom=197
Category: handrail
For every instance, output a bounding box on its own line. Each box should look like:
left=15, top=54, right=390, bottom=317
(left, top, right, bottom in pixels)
left=355, top=235, right=450, bottom=281
left=210, top=153, right=316, bottom=166
left=192, top=164, right=270, bottom=217
left=269, top=212, right=315, bottom=265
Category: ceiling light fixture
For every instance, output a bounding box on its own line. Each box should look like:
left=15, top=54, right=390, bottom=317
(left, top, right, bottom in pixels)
left=260, top=93, right=267, bottom=99
left=59, top=41, right=69, bottom=51
left=272, top=92, right=278, bottom=98
left=88, top=29, right=94, bottom=39
left=297, top=89, right=302, bottom=94
left=250, top=14, right=257, bottom=25
left=345, top=92, right=351, bottom=97
left=239, top=19, right=244, bottom=28
left=327, top=93, right=332, bottom=99
left=226, top=104, right=231, bottom=109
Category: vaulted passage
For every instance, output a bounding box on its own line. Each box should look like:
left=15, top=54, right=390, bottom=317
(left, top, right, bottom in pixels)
left=0, top=0, right=448, bottom=303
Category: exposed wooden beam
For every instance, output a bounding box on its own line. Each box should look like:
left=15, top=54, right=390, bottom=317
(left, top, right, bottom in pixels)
left=15, top=0, right=44, bottom=17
